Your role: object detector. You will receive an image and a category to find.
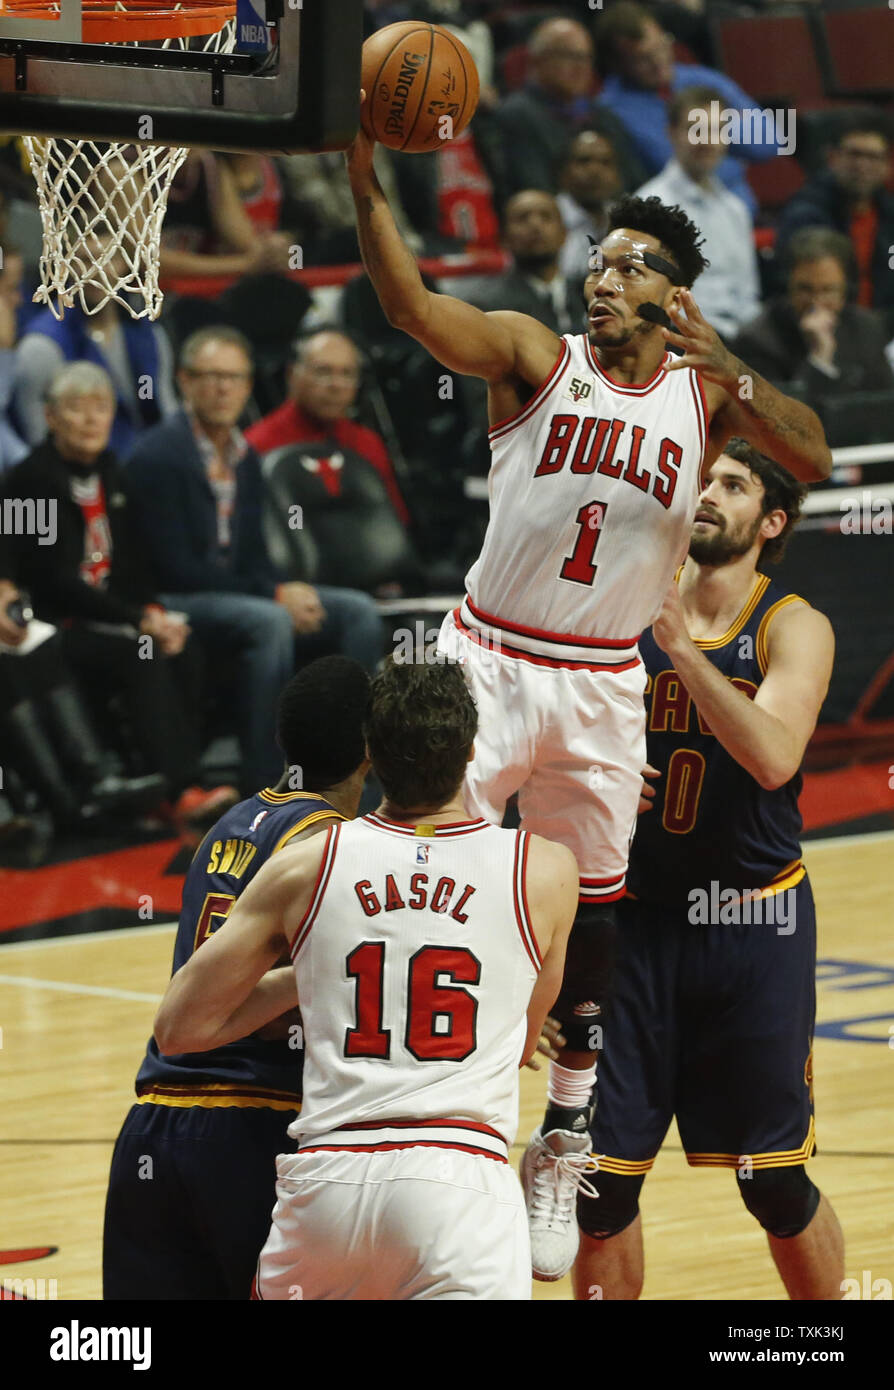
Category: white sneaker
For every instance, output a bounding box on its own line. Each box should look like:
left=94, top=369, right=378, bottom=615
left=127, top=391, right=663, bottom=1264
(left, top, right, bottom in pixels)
left=520, top=1126, right=600, bottom=1281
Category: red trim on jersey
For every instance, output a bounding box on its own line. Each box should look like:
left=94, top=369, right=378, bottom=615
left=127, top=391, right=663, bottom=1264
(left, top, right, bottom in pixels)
left=288, top=822, right=340, bottom=957
left=512, top=833, right=542, bottom=971
left=363, top=813, right=489, bottom=837
left=579, top=871, right=627, bottom=904
left=337, top=1117, right=505, bottom=1139
left=487, top=340, right=570, bottom=439
left=687, top=368, right=709, bottom=480
left=297, top=1139, right=508, bottom=1163
left=455, top=610, right=641, bottom=673
left=463, top=596, right=639, bottom=652
left=584, top=338, right=670, bottom=394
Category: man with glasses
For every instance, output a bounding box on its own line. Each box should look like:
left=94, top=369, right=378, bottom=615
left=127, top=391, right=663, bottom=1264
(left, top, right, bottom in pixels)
left=776, top=116, right=894, bottom=333
left=732, top=228, right=894, bottom=404
left=125, top=327, right=383, bottom=796
left=497, top=16, right=644, bottom=199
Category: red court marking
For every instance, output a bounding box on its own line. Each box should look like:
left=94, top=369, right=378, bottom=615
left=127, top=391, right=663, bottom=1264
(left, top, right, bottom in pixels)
left=0, top=840, right=184, bottom=934
left=0, top=1247, right=57, bottom=1263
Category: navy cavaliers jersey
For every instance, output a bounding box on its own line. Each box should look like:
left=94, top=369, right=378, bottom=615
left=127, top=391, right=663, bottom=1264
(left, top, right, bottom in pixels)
left=627, top=574, right=808, bottom=909
left=135, top=789, right=342, bottom=1110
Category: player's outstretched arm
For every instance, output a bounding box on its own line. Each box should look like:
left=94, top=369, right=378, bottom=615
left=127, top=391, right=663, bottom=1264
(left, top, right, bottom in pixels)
left=653, top=583, right=834, bottom=790
left=663, top=289, right=833, bottom=483
left=519, top=837, right=579, bottom=1067
left=153, top=838, right=325, bottom=1055
left=345, top=118, right=559, bottom=385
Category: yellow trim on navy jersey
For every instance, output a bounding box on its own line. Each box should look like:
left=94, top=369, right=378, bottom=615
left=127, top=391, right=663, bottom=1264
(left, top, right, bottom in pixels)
left=756, top=594, right=809, bottom=677
left=136, top=1083, right=301, bottom=1113
left=272, top=808, right=344, bottom=856
left=692, top=573, right=770, bottom=650
left=598, top=1154, right=657, bottom=1176
left=686, top=1116, right=815, bottom=1170
left=258, top=787, right=328, bottom=805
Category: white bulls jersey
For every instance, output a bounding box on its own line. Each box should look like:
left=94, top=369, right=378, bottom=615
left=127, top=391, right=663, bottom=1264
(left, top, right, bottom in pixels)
left=464, top=333, right=708, bottom=645
left=286, top=814, right=541, bottom=1156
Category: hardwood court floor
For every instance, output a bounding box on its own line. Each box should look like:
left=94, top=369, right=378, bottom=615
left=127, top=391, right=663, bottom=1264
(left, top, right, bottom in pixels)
left=0, top=833, right=891, bottom=1302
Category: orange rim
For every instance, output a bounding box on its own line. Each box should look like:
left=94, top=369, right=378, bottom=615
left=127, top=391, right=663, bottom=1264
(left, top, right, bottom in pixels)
left=0, top=0, right=235, bottom=40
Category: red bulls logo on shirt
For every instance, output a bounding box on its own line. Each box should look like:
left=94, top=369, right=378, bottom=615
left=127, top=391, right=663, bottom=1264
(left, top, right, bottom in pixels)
left=534, top=414, right=683, bottom=511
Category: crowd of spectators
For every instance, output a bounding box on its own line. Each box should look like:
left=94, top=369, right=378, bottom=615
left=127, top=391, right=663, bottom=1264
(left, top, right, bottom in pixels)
left=0, top=0, right=892, bottom=860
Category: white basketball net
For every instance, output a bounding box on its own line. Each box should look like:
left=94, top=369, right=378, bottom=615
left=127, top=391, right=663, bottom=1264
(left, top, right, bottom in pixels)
left=24, top=138, right=189, bottom=320
left=22, top=12, right=237, bottom=320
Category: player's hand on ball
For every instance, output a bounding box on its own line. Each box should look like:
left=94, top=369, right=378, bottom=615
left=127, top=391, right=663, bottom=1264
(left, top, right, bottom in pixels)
left=662, top=289, right=740, bottom=391
left=638, top=764, right=661, bottom=815
left=525, top=1015, right=566, bottom=1070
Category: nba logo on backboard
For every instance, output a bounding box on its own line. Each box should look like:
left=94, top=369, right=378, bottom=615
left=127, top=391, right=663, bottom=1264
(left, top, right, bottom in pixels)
left=236, top=0, right=272, bottom=51
left=416, top=844, right=430, bottom=865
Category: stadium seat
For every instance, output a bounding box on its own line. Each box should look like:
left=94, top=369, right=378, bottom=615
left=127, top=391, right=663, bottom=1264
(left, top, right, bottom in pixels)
left=711, top=14, right=826, bottom=107
left=747, top=157, right=805, bottom=215
left=820, top=7, right=894, bottom=98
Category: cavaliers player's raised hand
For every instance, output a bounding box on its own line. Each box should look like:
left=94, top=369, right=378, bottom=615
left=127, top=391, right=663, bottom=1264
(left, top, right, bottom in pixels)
left=662, top=288, right=740, bottom=391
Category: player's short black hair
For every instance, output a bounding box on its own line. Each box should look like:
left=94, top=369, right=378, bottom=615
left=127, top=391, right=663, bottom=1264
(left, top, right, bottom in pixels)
left=722, top=437, right=808, bottom=565
left=606, top=194, right=709, bottom=287
left=364, top=657, right=477, bottom=811
left=275, top=656, right=371, bottom=789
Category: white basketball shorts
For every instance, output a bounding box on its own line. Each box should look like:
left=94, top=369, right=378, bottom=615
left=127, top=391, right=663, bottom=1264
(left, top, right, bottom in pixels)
left=439, top=604, right=647, bottom=903
left=254, top=1142, right=531, bottom=1301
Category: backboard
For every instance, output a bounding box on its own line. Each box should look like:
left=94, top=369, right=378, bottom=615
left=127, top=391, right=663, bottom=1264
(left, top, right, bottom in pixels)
left=0, top=0, right=363, bottom=153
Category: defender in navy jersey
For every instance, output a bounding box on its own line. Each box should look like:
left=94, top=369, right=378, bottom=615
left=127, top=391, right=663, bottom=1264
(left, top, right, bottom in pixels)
left=103, top=656, right=371, bottom=1300
left=572, top=439, right=845, bottom=1301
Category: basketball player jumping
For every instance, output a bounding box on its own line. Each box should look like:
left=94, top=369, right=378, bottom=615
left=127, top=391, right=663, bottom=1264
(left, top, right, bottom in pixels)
left=346, top=119, right=832, bottom=1279
left=573, top=440, right=844, bottom=1300
left=154, top=658, right=578, bottom=1299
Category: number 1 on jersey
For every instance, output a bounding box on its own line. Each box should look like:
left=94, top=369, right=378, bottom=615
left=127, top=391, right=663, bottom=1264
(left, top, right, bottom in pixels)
left=560, top=499, right=608, bottom=586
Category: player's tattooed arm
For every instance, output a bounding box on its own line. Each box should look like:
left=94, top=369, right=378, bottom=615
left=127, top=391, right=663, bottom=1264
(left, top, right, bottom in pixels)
left=653, top=583, right=834, bottom=790
left=153, top=840, right=324, bottom=1054
left=663, top=290, right=833, bottom=483
left=520, top=838, right=578, bottom=1067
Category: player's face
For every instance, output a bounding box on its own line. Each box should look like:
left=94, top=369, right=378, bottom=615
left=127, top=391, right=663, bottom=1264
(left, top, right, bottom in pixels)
left=179, top=341, right=254, bottom=428
left=48, top=390, right=115, bottom=465
left=584, top=230, right=675, bottom=348
left=689, top=458, right=766, bottom=564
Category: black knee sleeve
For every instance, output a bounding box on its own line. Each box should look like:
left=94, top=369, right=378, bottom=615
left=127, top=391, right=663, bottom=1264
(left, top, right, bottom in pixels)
left=577, top=1168, right=644, bottom=1239
left=552, top=904, right=617, bottom=1051
left=737, top=1165, right=820, bottom=1238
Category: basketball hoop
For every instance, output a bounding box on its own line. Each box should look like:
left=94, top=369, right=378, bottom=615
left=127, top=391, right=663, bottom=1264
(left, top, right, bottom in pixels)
left=16, top=0, right=237, bottom=319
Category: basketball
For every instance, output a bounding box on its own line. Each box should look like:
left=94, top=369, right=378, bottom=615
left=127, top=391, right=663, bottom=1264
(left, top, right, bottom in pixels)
left=361, top=20, right=480, bottom=154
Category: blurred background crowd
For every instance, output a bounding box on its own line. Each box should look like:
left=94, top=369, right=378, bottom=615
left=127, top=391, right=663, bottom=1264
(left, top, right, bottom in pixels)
left=0, top=0, right=891, bottom=860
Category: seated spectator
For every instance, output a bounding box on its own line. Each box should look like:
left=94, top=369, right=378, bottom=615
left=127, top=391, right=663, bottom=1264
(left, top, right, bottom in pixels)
left=246, top=329, right=409, bottom=525
left=463, top=191, right=583, bottom=334
left=0, top=245, right=28, bottom=472
left=126, top=328, right=383, bottom=794
left=775, top=115, right=894, bottom=333
left=496, top=16, right=646, bottom=198
left=392, top=118, right=505, bottom=252
left=595, top=2, right=779, bottom=215
left=730, top=228, right=894, bottom=405
left=278, top=147, right=422, bottom=264
left=1, top=362, right=236, bottom=833
left=216, top=153, right=285, bottom=235
left=556, top=128, right=624, bottom=283
left=0, top=576, right=165, bottom=835
left=14, top=230, right=178, bottom=457
left=636, top=86, right=760, bottom=338
left=160, top=150, right=292, bottom=281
